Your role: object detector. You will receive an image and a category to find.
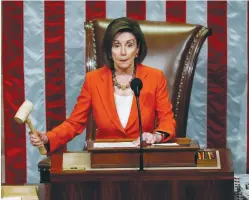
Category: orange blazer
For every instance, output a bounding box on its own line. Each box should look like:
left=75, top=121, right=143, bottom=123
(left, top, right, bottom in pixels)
left=46, top=64, right=176, bottom=153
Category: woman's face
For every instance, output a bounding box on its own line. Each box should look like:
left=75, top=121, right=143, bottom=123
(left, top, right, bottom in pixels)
left=111, top=32, right=139, bottom=72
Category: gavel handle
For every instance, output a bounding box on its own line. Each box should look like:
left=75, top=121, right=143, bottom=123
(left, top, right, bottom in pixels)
left=26, top=119, right=47, bottom=155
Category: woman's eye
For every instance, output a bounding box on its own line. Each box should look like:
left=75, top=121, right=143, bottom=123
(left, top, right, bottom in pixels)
left=127, top=43, right=133, bottom=47
left=113, top=44, right=120, bottom=48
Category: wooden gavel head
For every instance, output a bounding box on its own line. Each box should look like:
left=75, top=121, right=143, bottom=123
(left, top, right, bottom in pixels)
left=13, top=100, right=47, bottom=155
left=14, top=100, right=33, bottom=124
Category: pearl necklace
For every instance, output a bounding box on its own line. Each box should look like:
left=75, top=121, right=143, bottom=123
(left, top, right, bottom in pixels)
left=112, top=67, right=136, bottom=90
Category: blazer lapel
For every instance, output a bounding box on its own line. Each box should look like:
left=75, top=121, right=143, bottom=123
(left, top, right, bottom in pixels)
left=96, top=67, right=125, bottom=133
left=125, top=64, right=150, bottom=130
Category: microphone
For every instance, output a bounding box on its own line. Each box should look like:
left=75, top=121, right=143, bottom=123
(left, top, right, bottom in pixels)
left=130, top=78, right=144, bottom=171
left=131, top=78, right=143, bottom=97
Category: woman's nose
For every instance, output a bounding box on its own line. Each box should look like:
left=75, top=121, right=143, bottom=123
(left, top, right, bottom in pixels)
left=120, top=46, right=126, bottom=55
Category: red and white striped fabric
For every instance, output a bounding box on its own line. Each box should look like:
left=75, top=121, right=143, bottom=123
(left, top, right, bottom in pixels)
left=2, top=1, right=248, bottom=183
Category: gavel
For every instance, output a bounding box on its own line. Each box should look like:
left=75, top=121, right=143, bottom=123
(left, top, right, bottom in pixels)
left=14, top=100, right=47, bottom=155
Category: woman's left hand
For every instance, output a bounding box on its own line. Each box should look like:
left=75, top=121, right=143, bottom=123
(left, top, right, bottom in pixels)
left=133, top=132, right=162, bottom=146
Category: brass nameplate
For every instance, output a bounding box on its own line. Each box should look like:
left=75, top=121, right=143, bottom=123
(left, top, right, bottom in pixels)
left=63, top=152, right=90, bottom=171
left=1, top=185, right=38, bottom=200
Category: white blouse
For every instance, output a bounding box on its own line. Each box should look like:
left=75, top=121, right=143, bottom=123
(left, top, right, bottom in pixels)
left=114, top=93, right=133, bottom=128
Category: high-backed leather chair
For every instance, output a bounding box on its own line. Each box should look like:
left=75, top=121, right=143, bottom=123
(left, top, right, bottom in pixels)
left=38, top=19, right=211, bottom=183
left=85, top=18, right=211, bottom=141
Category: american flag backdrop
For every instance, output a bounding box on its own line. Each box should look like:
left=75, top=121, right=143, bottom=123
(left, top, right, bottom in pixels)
left=2, top=0, right=248, bottom=184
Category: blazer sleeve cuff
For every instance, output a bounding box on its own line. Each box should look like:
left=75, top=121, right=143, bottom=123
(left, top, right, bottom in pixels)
left=153, top=130, right=173, bottom=143
left=46, top=130, right=61, bottom=154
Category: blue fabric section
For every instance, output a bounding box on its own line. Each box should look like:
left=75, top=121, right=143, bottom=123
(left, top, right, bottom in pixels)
left=24, top=1, right=46, bottom=183
left=186, top=1, right=208, bottom=148
left=146, top=1, right=166, bottom=21
left=65, top=1, right=86, bottom=151
left=227, top=1, right=247, bottom=175
left=106, top=0, right=126, bottom=19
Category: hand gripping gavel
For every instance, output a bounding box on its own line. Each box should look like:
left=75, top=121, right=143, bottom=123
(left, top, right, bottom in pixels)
left=14, top=100, right=47, bottom=155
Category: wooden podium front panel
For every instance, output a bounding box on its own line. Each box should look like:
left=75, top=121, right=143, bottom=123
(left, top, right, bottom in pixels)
left=91, top=150, right=197, bottom=168
left=88, top=138, right=200, bottom=168
left=49, top=149, right=234, bottom=200
left=48, top=180, right=234, bottom=200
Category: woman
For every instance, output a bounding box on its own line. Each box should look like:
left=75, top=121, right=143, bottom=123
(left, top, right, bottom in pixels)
left=30, top=17, right=176, bottom=153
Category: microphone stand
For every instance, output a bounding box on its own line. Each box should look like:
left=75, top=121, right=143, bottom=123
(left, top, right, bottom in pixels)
left=135, top=96, right=144, bottom=172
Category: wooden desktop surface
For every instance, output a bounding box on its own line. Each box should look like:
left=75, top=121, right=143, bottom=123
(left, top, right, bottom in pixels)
left=49, top=148, right=234, bottom=200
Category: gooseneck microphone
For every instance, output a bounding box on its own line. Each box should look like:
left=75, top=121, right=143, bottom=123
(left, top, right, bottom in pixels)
left=130, top=78, right=144, bottom=171
left=131, top=78, right=143, bottom=97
